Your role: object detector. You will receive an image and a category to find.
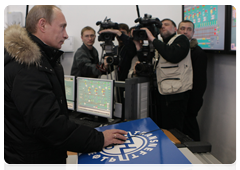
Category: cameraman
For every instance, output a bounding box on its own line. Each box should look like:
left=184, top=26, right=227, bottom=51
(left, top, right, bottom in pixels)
left=71, top=26, right=108, bottom=78
left=99, top=23, right=136, bottom=81
left=134, top=19, right=193, bottom=132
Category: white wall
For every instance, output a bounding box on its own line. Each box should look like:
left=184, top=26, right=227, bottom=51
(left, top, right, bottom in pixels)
left=198, top=53, right=236, bottom=164
left=4, top=5, right=182, bottom=75
left=4, top=5, right=236, bottom=164
left=60, top=5, right=182, bottom=75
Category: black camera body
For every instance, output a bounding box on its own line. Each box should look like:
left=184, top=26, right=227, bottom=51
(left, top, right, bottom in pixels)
left=97, top=17, right=119, bottom=66
left=136, top=44, right=155, bottom=76
left=98, top=33, right=115, bottom=42
left=133, top=14, right=161, bottom=77
left=133, top=14, right=162, bottom=41
left=96, top=17, right=119, bottom=43
left=106, top=55, right=119, bottom=65
left=136, top=62, right=154, bottom=76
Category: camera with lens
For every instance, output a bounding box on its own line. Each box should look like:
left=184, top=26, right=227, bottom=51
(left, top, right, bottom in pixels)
left=106, top=55, right=119, bottom=65
left=133, top=14, right=162, bottom=41
left=96, top=17, right=119, bottom=43
left=135, top=42, right=155, bottom=76
left=133, top=14, right=161, bottom=77
left=135, top=62, right=154, bottom=76
left=96, top=17, right=119, bottom=66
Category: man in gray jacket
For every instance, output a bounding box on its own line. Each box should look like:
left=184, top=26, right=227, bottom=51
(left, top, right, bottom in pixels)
left=71, top=26, right=108, bottom=78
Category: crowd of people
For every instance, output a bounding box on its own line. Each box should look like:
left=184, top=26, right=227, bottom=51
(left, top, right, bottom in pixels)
left=4, top=5, right=207, bottom=163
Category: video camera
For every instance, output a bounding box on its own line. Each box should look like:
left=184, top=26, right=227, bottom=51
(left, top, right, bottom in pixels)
left=96, top=17, right=119, bottom=66
left=133, top=14, right=162, bottom=41
left=96, top=17, right=119, bottom=43
left=133, top=14, right=162, bottom=77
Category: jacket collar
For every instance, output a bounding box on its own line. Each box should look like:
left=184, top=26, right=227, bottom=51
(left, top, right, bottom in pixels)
left=162, top=32, right=177, bottom=43
left=29, top=34, right=64, bottom=65
left=81, top=43, right=93, bottom=52
left=4, top=24, right=63, bottom=66
left=190, top=38, right=198, bottom=49
left=4, top=25, right=41, bottom=66
left=81, top=43, right=98, bottom=60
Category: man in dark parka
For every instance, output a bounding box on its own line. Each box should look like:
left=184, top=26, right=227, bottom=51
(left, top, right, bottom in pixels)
left=4, top=5, right=127, bottom=164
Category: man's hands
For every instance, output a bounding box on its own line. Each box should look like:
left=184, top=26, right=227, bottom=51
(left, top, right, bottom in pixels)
left=103, top=56, right=109, bottom=70
left=99, top=29, right=122, bottom=37
left=131, top=27, right=155, bottom=51
left=102, top=129, right=128, bottom=148
left=133, top=61, right=141, bottom=75
left=139, top=28, right=155, bottom=42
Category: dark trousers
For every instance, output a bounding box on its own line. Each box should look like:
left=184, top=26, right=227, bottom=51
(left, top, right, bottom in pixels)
left=183, top=116, right=200, bottom=141
left=182, top=97, right=203, bottom=141
left=155, top=91, right=190, bottom=132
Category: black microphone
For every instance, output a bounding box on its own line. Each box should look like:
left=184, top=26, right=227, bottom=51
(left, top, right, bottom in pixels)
left=136, top=5, right=140, bottom=18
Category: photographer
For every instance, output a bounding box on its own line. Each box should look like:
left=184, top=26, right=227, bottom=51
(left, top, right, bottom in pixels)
left=71, top=26, right=108, bottom=78
left=133, top=18, right=193, bottom=132
left=99, top=23, right=136, bottom=81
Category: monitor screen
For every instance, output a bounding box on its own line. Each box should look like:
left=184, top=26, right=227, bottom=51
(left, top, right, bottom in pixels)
left=76, top=77, right=114, bottom=119
left=183, top=5, right=226, bottom=50
left=230, top=6, right=236, bottom=51
left=64, top=75, right=75, bottom=110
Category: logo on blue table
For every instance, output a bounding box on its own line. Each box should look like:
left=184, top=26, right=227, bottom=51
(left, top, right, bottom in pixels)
left=88, top=131, right=159, bottom=163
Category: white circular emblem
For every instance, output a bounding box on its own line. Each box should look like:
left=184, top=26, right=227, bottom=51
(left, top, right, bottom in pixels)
left=87, top=131, right=159, bottom=163
left=101, top=135, right=148, bottom=156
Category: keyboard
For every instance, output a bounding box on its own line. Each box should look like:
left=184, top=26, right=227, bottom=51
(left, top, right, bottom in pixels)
left=78, top=119, right=102, bottom=128
left=78, top=118, right=122, bottom=128
left=68, top=111, right=122, bottom=128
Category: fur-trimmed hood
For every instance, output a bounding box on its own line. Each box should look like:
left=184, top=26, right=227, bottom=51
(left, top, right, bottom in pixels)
left=4, top=24, right=41, bottom=66
left=190, top=38, right=198, bottom=49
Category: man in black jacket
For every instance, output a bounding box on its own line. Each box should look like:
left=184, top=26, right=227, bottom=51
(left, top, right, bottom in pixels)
left=99, top=23, right=136, bottom=105
left=4, top=5, right=127, bottom=164
left=178, top=20, right=207, bottom=141
left=99, top=23, right=136, bottom=81
left=133, top=19, right=192, bottom=132
left=71, top=26, right=108, bottom=78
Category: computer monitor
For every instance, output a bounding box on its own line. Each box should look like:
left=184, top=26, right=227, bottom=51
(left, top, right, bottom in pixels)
left=183, top=5, right=226, bottom=51
left=230, top=6, right=236, bottom=51
left=64, top=75, right=75, bottom=110
left=76, top=77, right=114, bottom=119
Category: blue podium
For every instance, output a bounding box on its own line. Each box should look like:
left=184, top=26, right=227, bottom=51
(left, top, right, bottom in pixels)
left=78, top=117, right=191, bottom=164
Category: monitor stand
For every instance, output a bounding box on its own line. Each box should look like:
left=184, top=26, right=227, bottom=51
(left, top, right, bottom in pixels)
left=78, top=113, right=109, bottom=124
left=97, top=116, right=108, bottom=123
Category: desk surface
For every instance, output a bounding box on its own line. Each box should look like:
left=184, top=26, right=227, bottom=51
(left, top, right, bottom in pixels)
left=178, top=148, right=203, bottom=164
left=67, top=148, right=221, bottom=164
left=67, top=151, right=77, bottom=155
left=66, top=130, right=221, bottom=164
left=67, top=155, right=77, bottom=164
left=162, top=129, right=181, bottom=144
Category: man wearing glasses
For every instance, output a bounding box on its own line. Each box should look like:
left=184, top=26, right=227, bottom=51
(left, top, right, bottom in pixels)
left=71, top=26, right=108, bottom=78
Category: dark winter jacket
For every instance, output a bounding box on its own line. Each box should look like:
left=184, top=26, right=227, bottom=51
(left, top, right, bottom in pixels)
left=70, top=43, right=101, bottom=78
left=187, top=38, right=207, bottom=116
left=4, top=25, right=104, bottom=164
left=115, top=33, right=136, bottom=81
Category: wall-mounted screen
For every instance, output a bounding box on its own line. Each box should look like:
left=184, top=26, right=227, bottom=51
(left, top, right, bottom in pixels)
left=230, top=6, right=236, bottom=51
left=183, top=5, right=226, bottom=50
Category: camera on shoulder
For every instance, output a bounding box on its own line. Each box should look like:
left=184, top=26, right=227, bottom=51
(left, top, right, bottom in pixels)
left=133, top=14, right=162, bottom=41
left=96, top=17, right=119, bottom=66
left=133, top=14, right=161, bottom=77
left=96, top=17, right=119, bottom=43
